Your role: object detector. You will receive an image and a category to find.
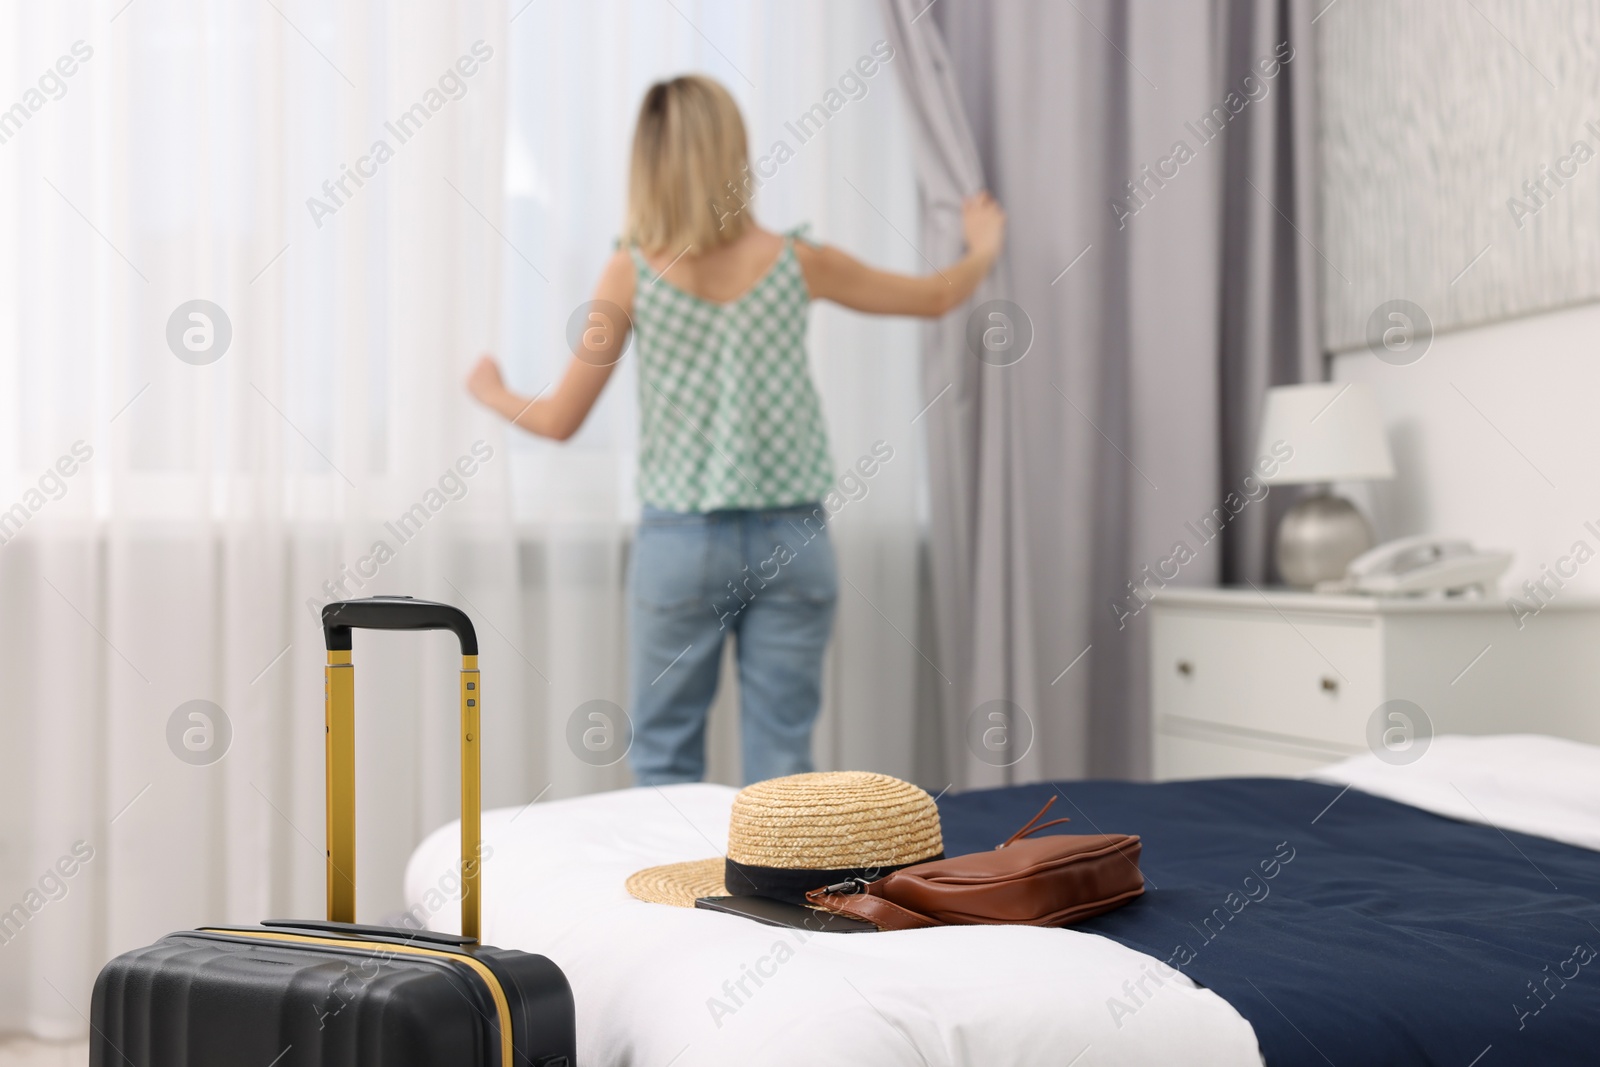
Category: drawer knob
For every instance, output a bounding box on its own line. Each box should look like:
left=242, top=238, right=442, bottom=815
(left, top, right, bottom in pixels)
left=1320, top=676, right=1339, bottom=694
left=1176, top=660, right=1194, bottom=677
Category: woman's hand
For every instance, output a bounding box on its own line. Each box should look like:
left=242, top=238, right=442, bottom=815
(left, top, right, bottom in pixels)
left=467, top=353, right=506, bottom=405
left=962, top=191, right=1006, bottom=264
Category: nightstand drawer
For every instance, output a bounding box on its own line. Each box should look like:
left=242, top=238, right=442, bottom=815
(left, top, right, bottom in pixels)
left=1155, top=729, right=1347, bottom=781
left=1152, top=608, right=1380, bottom=749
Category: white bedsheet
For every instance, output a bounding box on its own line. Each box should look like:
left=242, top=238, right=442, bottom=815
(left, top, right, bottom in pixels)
left=405, top=783, right=1261, bottom=1067
left=1308, top=733, right=1600, bottom=853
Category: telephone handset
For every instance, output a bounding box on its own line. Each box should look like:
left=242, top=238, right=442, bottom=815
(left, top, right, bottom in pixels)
left=1315, top=534, right=1512, bottom=596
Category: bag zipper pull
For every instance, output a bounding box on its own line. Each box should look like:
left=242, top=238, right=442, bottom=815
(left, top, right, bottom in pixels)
left=821, top=876, right=873, bottom=895
left=997, top=796, right=1072, bottom=849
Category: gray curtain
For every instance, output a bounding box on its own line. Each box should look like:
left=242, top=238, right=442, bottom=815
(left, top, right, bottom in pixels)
left=883, top=0, right=1320, bottom=786
left=1217, top=0, right=1325, bottom=584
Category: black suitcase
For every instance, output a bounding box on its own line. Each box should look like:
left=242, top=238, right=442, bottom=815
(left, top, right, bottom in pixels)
left=90, top=596, right=577, bottom=1066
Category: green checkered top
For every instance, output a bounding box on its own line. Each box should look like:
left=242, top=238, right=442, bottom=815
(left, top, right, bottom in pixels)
left=630, top=231, right=834, bottom=512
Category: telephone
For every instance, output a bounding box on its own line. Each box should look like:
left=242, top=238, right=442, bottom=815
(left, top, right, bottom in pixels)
left=1315, top=535, right=1512, bottom=596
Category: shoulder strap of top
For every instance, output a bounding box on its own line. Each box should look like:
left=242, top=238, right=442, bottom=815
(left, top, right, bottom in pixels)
left=784, top=223, right=817, bottom=248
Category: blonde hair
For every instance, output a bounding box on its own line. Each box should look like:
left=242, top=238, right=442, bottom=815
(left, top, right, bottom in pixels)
left=624, top=75, right=752, bottom=254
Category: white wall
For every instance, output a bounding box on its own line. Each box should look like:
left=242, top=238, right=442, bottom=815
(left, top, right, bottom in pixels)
left=1332, top=300, right=1600, bottom=600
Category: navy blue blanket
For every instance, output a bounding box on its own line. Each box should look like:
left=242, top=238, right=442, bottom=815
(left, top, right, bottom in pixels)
left=938, top=778, right=1600, bottom=1066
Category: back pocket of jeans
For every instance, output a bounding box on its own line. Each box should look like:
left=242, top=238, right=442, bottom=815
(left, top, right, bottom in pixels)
left=630, top=517, right=713, bottom=613
left=755, top=515, right=837, bottom=605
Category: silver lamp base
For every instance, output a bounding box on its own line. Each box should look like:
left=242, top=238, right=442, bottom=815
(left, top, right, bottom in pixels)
left=1275, top=491, right=1375, bottom=589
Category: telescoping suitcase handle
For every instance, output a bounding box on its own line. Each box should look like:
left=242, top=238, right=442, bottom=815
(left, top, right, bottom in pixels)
left=321, top=596, right=483, bottom=939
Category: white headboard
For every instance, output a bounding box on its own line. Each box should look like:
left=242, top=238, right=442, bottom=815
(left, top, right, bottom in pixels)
left=1331, top=300, right=1600, bottom=598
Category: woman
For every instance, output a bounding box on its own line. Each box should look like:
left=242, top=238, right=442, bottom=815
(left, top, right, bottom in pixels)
left=468, top=74, right=1004, bottom=785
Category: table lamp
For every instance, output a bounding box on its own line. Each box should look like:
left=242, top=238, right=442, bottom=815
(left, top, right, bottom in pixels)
left=1255, top=382, right=1396, bottom=588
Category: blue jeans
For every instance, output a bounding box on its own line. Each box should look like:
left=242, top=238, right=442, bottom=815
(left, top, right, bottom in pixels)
left=627, top=503, right=838, bottom=786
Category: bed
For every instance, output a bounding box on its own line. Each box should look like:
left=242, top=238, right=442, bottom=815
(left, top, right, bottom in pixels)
left=405, top=735, right=1600, bottom=1065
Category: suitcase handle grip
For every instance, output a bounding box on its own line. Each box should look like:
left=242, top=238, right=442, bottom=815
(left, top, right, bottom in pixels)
left=321, top=595, right=478, bottom=655
left=320, top=596, right=484, bottom=939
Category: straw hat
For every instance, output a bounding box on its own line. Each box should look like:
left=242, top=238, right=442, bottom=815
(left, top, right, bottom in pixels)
left=626, top=771, right=944, bottom=908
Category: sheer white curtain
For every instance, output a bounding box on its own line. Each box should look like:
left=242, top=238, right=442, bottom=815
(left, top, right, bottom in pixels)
left=0, top=0, right=920, bottom=1039
left=0, top=0, right=512, bottom=1038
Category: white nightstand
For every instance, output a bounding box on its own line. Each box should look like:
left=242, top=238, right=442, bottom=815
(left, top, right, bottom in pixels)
left=1149, top=587, right=1600, bottom=780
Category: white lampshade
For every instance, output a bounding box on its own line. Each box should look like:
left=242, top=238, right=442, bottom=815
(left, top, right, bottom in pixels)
left=1255, top=382, right=1395, bottom=485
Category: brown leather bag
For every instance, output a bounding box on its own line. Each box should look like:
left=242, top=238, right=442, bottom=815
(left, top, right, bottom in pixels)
left=805, top=797, right=1144, bottom=931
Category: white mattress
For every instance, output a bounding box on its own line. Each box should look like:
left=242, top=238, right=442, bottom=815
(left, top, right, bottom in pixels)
left=404, top=734, right=1600, bottom=1067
